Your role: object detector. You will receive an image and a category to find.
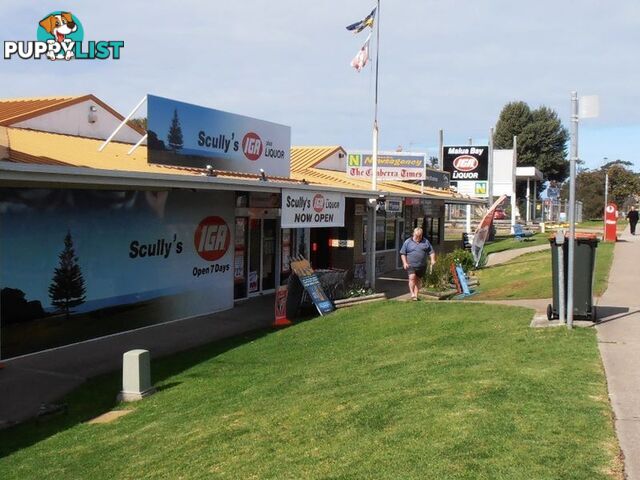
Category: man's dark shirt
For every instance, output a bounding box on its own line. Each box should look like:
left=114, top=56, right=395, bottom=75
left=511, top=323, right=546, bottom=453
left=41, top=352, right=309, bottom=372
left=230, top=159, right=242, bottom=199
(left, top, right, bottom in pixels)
left=628, top=210, right=639, bottom=223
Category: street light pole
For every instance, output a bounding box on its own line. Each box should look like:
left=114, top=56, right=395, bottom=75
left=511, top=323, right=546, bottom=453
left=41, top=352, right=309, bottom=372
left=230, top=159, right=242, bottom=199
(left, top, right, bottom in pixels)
left=566, top=91, right=579, bottom=329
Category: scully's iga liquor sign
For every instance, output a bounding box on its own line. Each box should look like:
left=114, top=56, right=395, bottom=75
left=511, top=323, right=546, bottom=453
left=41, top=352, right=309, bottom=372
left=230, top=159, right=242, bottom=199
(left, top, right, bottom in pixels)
left=147, top=95, right=291, bottom=177
left=4, top=11, right=124, bottom=61
left=443, top=146, right=488, bottom=181
left=281, top=189, right=345, bottom=228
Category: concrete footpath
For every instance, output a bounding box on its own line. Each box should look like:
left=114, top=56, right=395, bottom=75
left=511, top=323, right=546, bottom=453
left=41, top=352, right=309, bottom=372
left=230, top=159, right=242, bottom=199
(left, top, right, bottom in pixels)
left=596, top=230, right=640, bottom=480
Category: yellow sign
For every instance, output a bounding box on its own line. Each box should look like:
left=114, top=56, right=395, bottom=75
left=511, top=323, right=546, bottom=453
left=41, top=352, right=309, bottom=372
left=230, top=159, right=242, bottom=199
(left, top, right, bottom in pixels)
left=348, top=154, right=361, bottom=167
left=475, top=182, right=487, bottom=195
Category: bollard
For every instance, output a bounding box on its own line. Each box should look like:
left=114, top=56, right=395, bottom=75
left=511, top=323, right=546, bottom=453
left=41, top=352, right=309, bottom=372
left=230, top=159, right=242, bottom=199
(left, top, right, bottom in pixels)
left=117, top=349, right=156, bottom=402
left=540, top=222, right=546, bottom=233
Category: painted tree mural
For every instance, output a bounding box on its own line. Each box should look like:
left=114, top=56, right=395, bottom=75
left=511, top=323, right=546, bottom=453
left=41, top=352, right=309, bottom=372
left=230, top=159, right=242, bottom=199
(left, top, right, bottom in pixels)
left=167, top=108, right=184, bottom=151
left=49, top=231, right=86, bottom=319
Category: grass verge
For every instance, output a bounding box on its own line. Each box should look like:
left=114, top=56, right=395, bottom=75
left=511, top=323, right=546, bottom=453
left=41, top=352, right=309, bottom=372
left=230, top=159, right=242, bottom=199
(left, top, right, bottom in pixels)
left=483, top=232, right=548, bottom=255
left=474, top=241, right=615, bottom=300
left=0, top=302, right=621, bottom=479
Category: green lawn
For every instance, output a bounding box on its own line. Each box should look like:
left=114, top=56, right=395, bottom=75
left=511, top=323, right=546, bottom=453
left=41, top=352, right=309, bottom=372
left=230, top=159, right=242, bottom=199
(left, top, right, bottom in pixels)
left=0, top=303, right=621, bottom=479
left=483, top=232, right=548, bottom=255
left=474, top=241, right=615, bottom=300
left=577, top=220, right=625, bottom=231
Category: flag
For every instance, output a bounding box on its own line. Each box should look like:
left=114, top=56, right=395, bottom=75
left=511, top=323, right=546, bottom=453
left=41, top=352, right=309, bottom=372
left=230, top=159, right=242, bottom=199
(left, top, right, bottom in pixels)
left=346, top=7, right=376, bottom=33
left=350, top=33, right=371, bottom=72
left=471, top=195, right=508, bottom=266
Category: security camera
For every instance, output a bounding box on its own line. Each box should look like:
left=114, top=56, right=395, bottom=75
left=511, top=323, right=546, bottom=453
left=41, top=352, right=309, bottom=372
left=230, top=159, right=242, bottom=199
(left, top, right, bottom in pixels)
left=367, top=198, right=377, bottom=206
left=205, top=165, right=216, bottom=177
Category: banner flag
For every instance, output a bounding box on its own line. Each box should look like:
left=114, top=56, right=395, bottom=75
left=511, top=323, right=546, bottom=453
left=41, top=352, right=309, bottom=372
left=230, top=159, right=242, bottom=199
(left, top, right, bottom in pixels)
left=471, top=195, right=508, bottom=266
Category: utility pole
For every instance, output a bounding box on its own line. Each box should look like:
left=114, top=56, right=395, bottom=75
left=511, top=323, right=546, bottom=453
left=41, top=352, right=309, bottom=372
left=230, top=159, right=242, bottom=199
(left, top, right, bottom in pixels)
left=566, top=91, right=579, bottom=329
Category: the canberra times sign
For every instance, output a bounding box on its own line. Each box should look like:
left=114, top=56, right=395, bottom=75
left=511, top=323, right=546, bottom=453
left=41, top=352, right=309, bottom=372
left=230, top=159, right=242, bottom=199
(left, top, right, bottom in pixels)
left=147, top=94, right=291, bottom=177
left=347, top=151, right=425, bottom=180
left=281, top=189, right=345, bottom=228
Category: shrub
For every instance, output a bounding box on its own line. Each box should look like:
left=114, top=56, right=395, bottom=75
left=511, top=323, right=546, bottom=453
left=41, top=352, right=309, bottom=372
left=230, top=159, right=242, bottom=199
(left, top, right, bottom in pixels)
left=425, top=249, right=476, bottom=291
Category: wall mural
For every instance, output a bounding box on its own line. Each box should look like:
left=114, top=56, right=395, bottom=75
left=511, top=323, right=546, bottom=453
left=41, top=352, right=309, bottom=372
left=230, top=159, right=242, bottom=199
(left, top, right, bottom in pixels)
left=0, top=187, right=234, bottom=359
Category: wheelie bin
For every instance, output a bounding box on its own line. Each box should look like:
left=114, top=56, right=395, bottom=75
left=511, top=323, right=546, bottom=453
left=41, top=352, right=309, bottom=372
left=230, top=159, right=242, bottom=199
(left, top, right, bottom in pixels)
left=547, top=233, right=598, bottom=321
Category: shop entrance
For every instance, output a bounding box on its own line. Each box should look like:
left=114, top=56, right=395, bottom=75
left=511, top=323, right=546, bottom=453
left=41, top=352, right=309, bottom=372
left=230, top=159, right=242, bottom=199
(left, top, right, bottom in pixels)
left=248, top=218, right=277, bottom=295
left=310, top=228, right=331, bottom=269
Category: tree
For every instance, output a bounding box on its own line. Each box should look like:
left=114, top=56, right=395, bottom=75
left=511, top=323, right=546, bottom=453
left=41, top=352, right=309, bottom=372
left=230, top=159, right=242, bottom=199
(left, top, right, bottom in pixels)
left=128, top=117, right=147, bottom=131
left=49, top=231, right=86, bottom=319
left=494, top=101, right=532, bottom=149
left=167, top=109, right=183, bottom=151
left=494, top=102, right=569, bottom=182
left=574, top=161, right=639, bottom=219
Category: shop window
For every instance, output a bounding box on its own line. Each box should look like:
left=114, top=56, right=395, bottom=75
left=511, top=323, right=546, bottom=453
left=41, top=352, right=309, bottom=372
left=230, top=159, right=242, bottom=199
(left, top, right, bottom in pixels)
left=363, top=215, right=397, bottom=252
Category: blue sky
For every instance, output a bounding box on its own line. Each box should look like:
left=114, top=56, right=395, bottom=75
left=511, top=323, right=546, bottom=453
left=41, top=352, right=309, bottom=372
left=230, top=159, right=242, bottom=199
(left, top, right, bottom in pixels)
left=1, top=1, right=639, bottom=172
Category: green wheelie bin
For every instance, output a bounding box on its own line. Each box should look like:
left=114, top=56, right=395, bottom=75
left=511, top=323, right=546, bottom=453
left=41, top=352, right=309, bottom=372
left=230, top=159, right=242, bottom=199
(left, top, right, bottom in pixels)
left=547, top=233, right=598, bottom=321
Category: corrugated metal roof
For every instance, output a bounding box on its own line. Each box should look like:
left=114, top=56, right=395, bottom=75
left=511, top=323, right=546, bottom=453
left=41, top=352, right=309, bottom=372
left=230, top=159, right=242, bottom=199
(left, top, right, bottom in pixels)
left=2, top=128, right=301, bottom=184
left=0, top=96, right=86, bottom=125
left=290, top=146, right=344, bottom=172
left=1, top=128, right=477, bottom=201
left=0, top=95, right=146, bottom=135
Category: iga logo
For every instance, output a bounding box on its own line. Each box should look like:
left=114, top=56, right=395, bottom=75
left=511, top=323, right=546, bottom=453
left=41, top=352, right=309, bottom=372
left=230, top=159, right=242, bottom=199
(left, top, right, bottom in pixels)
left=452, top=155, right=479, bottom=172
left=313, top=194, right=325, bottom=212
left=3, top=11, right=124, bottom=61
left=242, top=132, right=263, bottom=161
left=194, top=216, right=230, bottom=261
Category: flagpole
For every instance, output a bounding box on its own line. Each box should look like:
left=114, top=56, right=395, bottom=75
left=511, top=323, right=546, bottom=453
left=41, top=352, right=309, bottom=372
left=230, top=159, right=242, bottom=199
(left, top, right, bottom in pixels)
left=368, top=0, right=380, bottom=291
left=371, top=0, right=380, bottom=192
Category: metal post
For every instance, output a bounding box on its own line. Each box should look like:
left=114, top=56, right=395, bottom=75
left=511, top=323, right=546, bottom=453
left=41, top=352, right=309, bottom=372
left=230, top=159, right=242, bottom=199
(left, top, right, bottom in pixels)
left=567, top=91, right=579, bottom=329
left=466, top=204, right=471, bottom=234
left=511, top=136, right=517, bottom=233
left=98, top=95, right=147, bottom=152
left=438, top=129, right=444, bottom=171
left=604, top=171, right=609, bottom=231
left=557, top=229, right=566, bottom=325
left=488, top=127, right=494, bottom=208
left=526, top=178, right=531, bottom=224
left=367, top=204, right=377, bottom=290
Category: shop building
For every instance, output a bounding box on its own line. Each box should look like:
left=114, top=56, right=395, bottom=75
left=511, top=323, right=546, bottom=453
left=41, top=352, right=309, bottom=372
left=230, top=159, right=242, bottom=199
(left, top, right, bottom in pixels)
left=0, top=95, right=477, bottom=360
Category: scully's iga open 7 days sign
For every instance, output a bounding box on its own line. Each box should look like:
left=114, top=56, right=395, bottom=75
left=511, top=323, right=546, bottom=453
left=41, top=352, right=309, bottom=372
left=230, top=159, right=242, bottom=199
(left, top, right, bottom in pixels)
left=443, top=146, right=488, bottom=181
left=281, top=189, right=345, bottom=228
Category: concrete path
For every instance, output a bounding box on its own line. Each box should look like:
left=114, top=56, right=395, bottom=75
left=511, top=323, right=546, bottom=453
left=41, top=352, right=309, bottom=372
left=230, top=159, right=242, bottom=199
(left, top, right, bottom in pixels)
left=485, top=243, right=549, bottom=266
left=596, top=229, right=640, bottom=480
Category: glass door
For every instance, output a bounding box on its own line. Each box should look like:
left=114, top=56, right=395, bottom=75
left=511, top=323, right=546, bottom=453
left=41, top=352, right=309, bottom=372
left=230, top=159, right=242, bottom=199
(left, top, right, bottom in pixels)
left=248, top=218, right=261, bottom=294
left=262, top=219, right=276, bottom=291
left=247, top=218, right=277, bottom=296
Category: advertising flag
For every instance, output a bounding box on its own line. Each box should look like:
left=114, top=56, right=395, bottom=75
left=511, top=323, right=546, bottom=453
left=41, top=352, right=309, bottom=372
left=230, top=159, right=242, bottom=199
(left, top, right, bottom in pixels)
left=471, top=195, right=507, bottom=266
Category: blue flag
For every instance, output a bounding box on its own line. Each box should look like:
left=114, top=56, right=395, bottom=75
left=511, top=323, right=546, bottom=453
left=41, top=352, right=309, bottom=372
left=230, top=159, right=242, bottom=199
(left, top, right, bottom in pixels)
left=346, top=7, right=376, bottom=34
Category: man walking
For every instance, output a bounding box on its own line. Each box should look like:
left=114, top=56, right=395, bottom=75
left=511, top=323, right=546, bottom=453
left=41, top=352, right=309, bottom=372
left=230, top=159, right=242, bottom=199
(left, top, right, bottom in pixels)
left=627, top=206, right=639, bottom=235
left=400, top=227, right=436, bottom=301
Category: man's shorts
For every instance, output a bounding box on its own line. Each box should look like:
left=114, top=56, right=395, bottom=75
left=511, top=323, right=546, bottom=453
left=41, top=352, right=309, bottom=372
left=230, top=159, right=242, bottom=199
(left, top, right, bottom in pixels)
left=407, top=266, right=427, bottom=278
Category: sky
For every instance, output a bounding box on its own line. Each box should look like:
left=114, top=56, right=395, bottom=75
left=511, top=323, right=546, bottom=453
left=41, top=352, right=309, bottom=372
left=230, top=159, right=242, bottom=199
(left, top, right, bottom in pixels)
left=2, top=1, right=639, bottom=172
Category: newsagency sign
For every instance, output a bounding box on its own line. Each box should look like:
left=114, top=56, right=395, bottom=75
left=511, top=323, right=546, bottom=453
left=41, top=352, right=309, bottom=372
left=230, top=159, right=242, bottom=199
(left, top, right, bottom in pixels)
left=281, top=189, right=345, bottom=228
left=147, top=94, right=291, bottom=177
left=443, top=146, right=488, bottom=181
left=347, top=151, right=425, bottom=180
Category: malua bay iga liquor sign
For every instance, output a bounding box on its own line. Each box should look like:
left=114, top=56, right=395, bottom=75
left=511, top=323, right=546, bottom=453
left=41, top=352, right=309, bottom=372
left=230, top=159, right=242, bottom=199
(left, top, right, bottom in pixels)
left=281, top=189, right=345, bottom=228
left=147, top=94, right=291, bottom=177
left=443, top=146, right=488, bottom=181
